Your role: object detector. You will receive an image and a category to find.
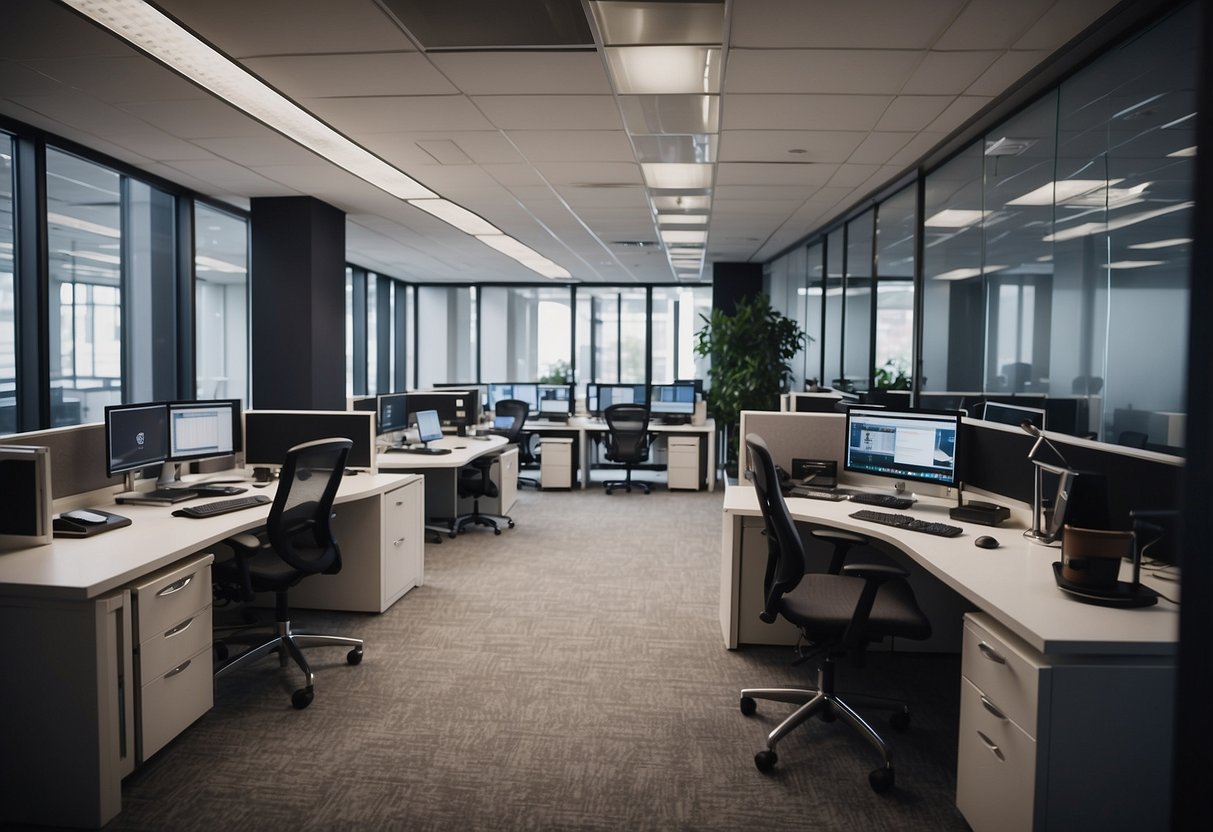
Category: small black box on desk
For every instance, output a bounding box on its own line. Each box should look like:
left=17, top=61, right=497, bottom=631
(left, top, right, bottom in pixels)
left=950, top=501, right=1010, bottom=527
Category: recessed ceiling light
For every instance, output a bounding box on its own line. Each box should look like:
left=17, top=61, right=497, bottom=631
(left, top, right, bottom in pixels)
left=1108, top=260, right=1165, bottom=269
left=642, top=163, right=714, bottom=190
left=1129, top=238, right=1192, bottom=249
left=924, top=209, right=986, bottom=228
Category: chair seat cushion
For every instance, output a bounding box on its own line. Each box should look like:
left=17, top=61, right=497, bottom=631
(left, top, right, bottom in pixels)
left=214, top=545, right=304, bottom=592
left=779, top=572, right=931, bottom=641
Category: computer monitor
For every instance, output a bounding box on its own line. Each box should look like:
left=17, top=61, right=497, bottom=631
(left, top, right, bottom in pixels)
left=598, top=384, right=648, bottom=411
left=105, top=402, right=169, bottom=477
left=982, top=400, right=1046, bottom=431
left=243, top=410, right=375, bottom=469
left=377, top=393, right=410, bottom=434
left=844, top=407, right=960, bottom=488
left=412, top=410, right=443, bottom=447
left=537, top=383, right=573, bottom=417
left=586, top=383, right=600, bottom=415
left=649, top=383, right=696, bottom=415
left=675, top=378, right=705, bottom=396
left=487, top=383, right=539, bottom=411
left=168, top=399, right=241, bottom=462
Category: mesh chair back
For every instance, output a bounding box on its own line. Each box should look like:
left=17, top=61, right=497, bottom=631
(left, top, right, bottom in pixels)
left=493, top=399, right=529, bottom=444
left=604, top=403, right=650, bottom=463
left=745, top=434, right=807, bottom=618
left=267, top=438, right=352, bottom=575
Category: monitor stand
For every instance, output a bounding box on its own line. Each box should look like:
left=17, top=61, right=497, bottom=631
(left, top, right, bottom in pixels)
left=156, top=461, right=186, bottom=488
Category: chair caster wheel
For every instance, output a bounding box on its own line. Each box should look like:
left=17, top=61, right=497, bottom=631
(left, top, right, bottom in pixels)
left=507, top=520, right=515, bottom=528
left=739, top=696, right=757, bottom=716
left=754, top=750, right=778, bottom=773
left=890, top=709, right=910, bottom=730
left=347, top=648, right=363, bottom=665
left=291, top=687, right=314, bottom=709
left=494, top=528, right=501, bottom=535
left=869, top=766, right=894, bottom=793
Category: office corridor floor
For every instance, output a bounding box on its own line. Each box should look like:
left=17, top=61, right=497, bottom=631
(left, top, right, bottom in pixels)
left=103, top=485, right=969, bottom=831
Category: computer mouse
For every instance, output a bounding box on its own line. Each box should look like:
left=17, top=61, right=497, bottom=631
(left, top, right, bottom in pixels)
left=974, top=535, right=1000, bottom=549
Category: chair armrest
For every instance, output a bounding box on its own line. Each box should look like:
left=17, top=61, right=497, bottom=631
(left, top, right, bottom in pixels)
left=840, top=563, right=908, bottom=582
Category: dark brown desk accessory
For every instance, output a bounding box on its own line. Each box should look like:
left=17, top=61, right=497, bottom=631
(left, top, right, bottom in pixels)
left=1052, top=524, right=1158, bottom=607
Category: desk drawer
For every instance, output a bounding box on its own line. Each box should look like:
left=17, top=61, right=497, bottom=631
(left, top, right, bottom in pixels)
left=956, top=676, right=1037, bottom=832
left=138, top=643, right=213, bottom=762
left=137, top=604, right=212, bottom=683
left=132, top=554, right=213, bottom=643
left=962, top=614, right=1044, bottom=737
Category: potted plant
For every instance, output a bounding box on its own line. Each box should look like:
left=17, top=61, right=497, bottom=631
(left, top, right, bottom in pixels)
left=694, top=294, right=807, bottom=474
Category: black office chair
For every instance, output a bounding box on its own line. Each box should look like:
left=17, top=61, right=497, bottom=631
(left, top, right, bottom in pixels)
left=452, top=453, right=515, bottom=535
left=602, top=403, right=652, bottom=494
left=1117, top=430, right=1149, bottom=449
left=212, top=438, right=364, bottom=709
left=739, top=433, right=931, bottom=792
left=494, top=398, right=539, bottom=488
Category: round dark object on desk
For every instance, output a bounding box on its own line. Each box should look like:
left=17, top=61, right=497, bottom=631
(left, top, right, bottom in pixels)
left=252, top=466, right=274, bottom=483
left=974, top=535, right=1000, bottom=549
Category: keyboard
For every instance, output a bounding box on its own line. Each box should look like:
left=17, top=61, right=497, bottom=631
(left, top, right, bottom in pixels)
left=173, top=495, right=271, bottom=519
left=849, top=509, right=963, bottom=538
left=849, top=492, right=914, bottom=509
left=189, top=484, right=247, bottom=496
left=388, top=446, right=452, bottom=455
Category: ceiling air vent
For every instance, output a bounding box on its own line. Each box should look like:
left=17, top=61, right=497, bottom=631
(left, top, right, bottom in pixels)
left=612, top=240, right=662, bottom=249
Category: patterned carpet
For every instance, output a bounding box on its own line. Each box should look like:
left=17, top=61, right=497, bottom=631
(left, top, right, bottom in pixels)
left=97, top=484, right=969, bottom=831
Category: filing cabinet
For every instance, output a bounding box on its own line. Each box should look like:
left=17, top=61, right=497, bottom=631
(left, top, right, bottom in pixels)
left=540, top=437, right=573, bottom=489
left=130, top=553, right=214, bottom=762
left=667, top=435, right=700, bottom=490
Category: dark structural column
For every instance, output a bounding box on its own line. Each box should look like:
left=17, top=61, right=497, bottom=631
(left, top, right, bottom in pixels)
left=711, top=261, right=762, bottom=317
left=250, top=196, right=346, bottom=410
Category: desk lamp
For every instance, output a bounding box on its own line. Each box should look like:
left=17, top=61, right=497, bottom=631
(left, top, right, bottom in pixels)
left=1021, top=420, right=1070, bottom=543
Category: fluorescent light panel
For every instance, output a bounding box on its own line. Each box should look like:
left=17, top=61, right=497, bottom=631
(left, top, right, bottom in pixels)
left=1007, top=179, right=1124, bottom=206
left=642, top=163, right=713, bottom=190
left=924, top=209, right=986, bottom=228
left=605, top=46, right=721, bottom=95
left=1108, top=260, right=1165, bottom=269
left=475, top=235, right=571, bottom=279
left=1130, top=238, right=1191, bottom=249
left=61, top=0, right=435, bottom=201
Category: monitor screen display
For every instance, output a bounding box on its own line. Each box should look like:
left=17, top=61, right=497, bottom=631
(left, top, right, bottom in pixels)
left=537, top=384, right=572, bottom=415
left=844, top=408, right=960, bottom=487
left=378, top=393, right=409, bottom=434
left=598, top=384, right=648, bottom=410
left=168, top=399, right=240, bottom=462
left=982, top=400, right=1046, bottom=431
left=414, top=409, right=443, bottom=443
left=586, top=383, right=599, bottom=415
left=489, top=383, right=538, bottom=411
left=105, top=402, right=169, bottom=476
left=649, top=383, right=696, bottom=414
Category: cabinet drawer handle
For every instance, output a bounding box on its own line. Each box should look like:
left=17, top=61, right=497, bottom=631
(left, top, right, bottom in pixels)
left=393, top=537, right=404, bottom=547
left=164, top=617, right=194, bottom=638
left=156, top=574, right=193, bottom=597
left=395, top=500, right=403, bottom=507
left=976, top=730, right=1005, bottom=762
left=979, top=695, right=1007, bottom=720
left=977, top=641, right=1007, bottom=664
left=164, top=658, right=192, bottom=679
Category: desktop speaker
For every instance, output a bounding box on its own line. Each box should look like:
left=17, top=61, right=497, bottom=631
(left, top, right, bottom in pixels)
left=1046, top=470, right=1109, bottom=541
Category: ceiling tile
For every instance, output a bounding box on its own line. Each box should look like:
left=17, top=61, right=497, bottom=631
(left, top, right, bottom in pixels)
left=430, top=52, right=611, bottom=96
left=887, top=131, right=948, bottom=166
left=194, top=134, right=321, bottom=166
left=730, top=0, right=966, bottom=49
left=900, top=51, right=1001, bottom=95
left=873, top=95, right=955, bottom=131
left=24, top=56, right=208, bottom=103
left=309, top=96, right=495, bottom=132
left=715, top=162, right=837, bottom=187
left=722, top=94, right=893, bottom=131
left=933, top=0, right=1054, bottom=50
left=847, top=132, right=914, bottom=165
left=155, top=0, right=417, bottom=56
left=166, top=158, right=291, bottom=195
left=828, top=164, right=882, bottom=188
left=720, top=131, right=867, bottom=164
left=927, top=96, right=994, bottom=134
left=1015, top=0, right=1121, bottom=51
left=242, top=53, right=456, bottom=98
left=119, top=98, right=271, bottom=139
left=472, top=95, right=623, bottom=130
left=0, top=0, right=131, bottom=60
left=966, top=50, right=1051, bottom=97
left=726, top=49, right=925, bottom=95
left=533, top=162, right=642, bottom=186
left=507, top=130, right=635, bottom=163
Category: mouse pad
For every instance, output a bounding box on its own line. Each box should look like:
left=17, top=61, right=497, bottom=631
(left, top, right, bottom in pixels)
left=53, top=510, right=132, bottom=538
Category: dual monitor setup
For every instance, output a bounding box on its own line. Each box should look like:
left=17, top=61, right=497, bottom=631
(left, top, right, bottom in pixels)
left=585, top=381, right=699, bottom=420
left=351, top=391, right=468, bottom=453
left=105, top=399, right=242, bottom=498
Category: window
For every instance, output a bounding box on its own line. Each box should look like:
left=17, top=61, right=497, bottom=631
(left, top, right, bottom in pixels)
left=823, top=228, right=844, bottom=387
left=194, top=203, right=248, bottom=404
left=416, top=285, right=476, bottom=387
left=0, top=134, right=13, bottom=433
left=804, top=242, right=824, bottom=386
left=651, top=285, right=711, bottom=383
left=480, top=285, right=573, bottom=382
left=46, top=148, right=123, bottom=425
left=874, top=186, right=917, bottom=388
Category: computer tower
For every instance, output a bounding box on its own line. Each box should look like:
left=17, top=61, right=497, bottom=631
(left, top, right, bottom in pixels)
left=1045, top=469, right=1109, bottom=540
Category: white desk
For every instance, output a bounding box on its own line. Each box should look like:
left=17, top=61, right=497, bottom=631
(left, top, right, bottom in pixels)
left=377, top=434, right=513, bottom=527
left=0, top=471, right=421, bottom=829
left=562, top=417, right=717, bottom=491
left=720, top=484, right=1178, bottom=831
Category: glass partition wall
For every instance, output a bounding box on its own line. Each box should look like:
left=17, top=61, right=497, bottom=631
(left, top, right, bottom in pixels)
left=0, top=134, right=13, bottom=433
left=764, top=0, right=1196, bottom=451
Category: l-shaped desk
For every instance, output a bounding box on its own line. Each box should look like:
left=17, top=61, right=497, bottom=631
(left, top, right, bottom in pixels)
left=0, top=471, right=423, bottom=829
left=721, top=485, right=1178, bottom=831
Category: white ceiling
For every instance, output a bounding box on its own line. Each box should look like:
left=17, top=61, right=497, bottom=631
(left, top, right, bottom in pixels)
left=0, top=0, right=1123, bottom=283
